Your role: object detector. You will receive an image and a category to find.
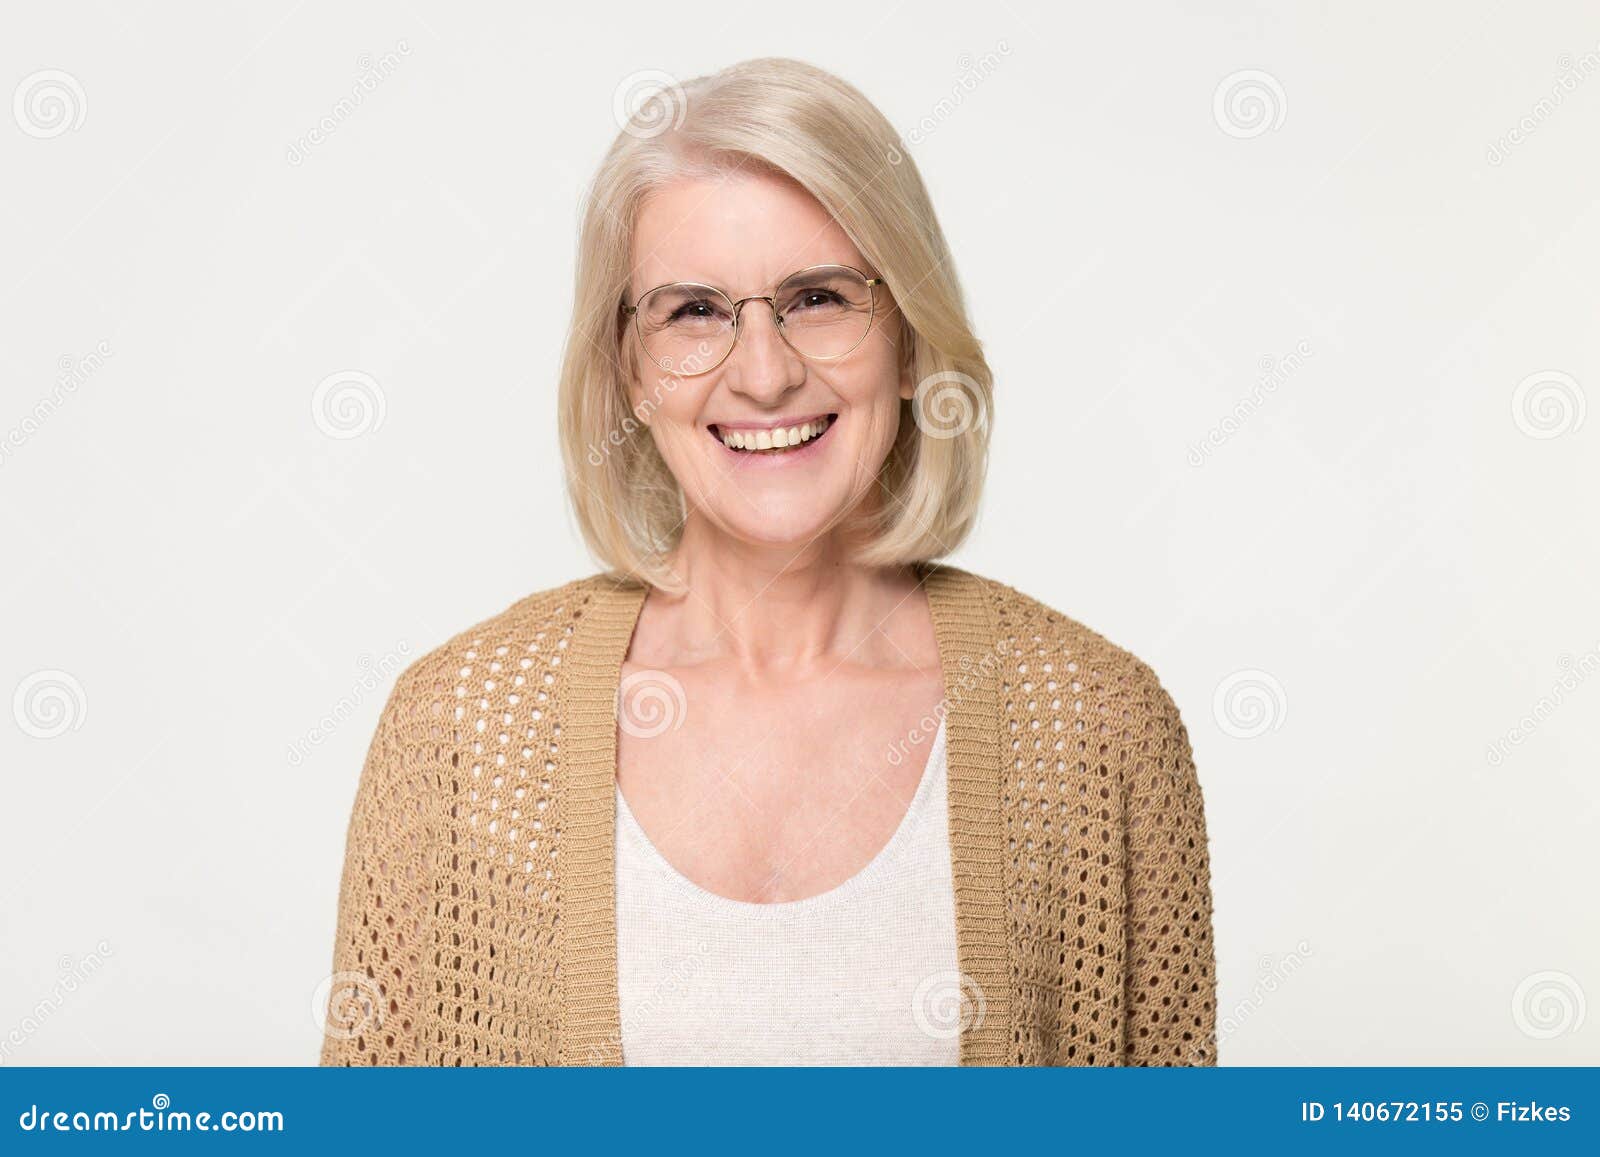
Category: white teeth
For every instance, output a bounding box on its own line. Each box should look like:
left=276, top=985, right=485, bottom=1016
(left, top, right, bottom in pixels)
left=717, top=417, right=831, bottom=452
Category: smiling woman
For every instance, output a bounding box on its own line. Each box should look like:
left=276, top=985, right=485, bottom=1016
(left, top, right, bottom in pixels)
left=318, top=55, right=1216, bottom=1067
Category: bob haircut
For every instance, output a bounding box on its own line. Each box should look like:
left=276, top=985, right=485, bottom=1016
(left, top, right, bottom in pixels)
left=558, top=56, right=993, bottom=596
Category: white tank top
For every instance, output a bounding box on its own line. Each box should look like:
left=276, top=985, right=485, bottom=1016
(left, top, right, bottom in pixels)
left=614, top=714, right=961, bottom=1065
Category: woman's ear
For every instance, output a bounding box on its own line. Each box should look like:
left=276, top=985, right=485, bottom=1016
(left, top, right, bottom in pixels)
left=620, top=334, right=649, bottom=424
left=897, top=318, right=915, bottom=401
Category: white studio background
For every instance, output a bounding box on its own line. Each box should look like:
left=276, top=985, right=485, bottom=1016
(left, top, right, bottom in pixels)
left=2, top=1, right=1596, bottom=1066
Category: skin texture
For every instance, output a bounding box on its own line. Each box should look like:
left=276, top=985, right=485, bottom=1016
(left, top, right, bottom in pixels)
left=616, top=165, right=946, bottom=904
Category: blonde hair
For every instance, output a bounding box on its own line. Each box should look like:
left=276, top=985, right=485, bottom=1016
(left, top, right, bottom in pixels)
left=558, top=56, right=993, bottom=594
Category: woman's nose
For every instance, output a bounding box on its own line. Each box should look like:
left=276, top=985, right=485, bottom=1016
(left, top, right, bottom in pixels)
left=727, top=299, right=801, bottom=385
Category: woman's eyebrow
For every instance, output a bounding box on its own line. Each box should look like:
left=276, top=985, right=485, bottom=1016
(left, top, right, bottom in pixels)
left=646, top=264, right=858, bottom=294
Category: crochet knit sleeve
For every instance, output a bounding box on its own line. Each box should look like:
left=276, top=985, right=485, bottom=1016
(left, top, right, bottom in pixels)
left=318, top=669, right=434, bottom=1065
left=1122, top=661, right=1218, bottom=1065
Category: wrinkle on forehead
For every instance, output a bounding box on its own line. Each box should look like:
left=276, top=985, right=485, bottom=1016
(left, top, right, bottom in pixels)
left=630, top=167, right=866, bottom=299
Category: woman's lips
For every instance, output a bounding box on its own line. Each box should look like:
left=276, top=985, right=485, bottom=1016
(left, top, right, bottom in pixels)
left=710, top=411, right=834, bottom=434
left=707, top=413, right=838, bottom=465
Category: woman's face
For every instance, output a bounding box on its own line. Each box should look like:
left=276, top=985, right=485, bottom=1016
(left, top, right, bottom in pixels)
left=626, top=168, right=912, bottom=552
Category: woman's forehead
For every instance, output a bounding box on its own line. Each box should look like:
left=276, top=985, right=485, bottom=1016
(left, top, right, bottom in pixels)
left=631, top=172, right=863, bottom=289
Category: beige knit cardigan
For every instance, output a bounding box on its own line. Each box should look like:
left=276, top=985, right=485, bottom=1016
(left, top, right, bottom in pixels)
left=318, top=562, right=1217, bottom=1066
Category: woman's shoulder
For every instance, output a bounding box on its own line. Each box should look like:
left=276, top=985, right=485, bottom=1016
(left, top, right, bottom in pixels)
left=943, top=563, right=1188, bottom=734
left=376, top=572, right=632, bottom=712
left=948, top=565, right=1202, bottom=805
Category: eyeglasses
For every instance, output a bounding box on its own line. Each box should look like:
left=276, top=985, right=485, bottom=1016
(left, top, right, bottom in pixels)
left=619, top=263, right=886, bottom=376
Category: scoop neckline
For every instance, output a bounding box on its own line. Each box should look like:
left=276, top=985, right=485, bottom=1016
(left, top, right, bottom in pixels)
left=614, top=712, right=949, bottom=919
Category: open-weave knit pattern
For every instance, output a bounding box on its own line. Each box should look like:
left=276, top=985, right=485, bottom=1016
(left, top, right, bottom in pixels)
left=319, top=562, right=1216, bottom=1066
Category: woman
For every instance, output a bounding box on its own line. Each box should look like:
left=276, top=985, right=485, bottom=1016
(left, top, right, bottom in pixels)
left=319, top=56, right=1216, bottom=1067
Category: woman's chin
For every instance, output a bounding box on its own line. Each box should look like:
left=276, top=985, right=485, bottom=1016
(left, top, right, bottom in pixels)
left=713, top=509, right=848, bottom=550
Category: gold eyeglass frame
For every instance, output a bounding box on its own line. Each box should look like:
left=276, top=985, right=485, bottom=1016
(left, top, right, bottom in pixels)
left=619, top=262, right=887, bottom=376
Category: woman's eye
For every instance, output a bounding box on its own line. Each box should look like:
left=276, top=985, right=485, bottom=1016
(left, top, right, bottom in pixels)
left=792, top=291, right=843, bottom=311
left=670, top=301, right=720, bottom=322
